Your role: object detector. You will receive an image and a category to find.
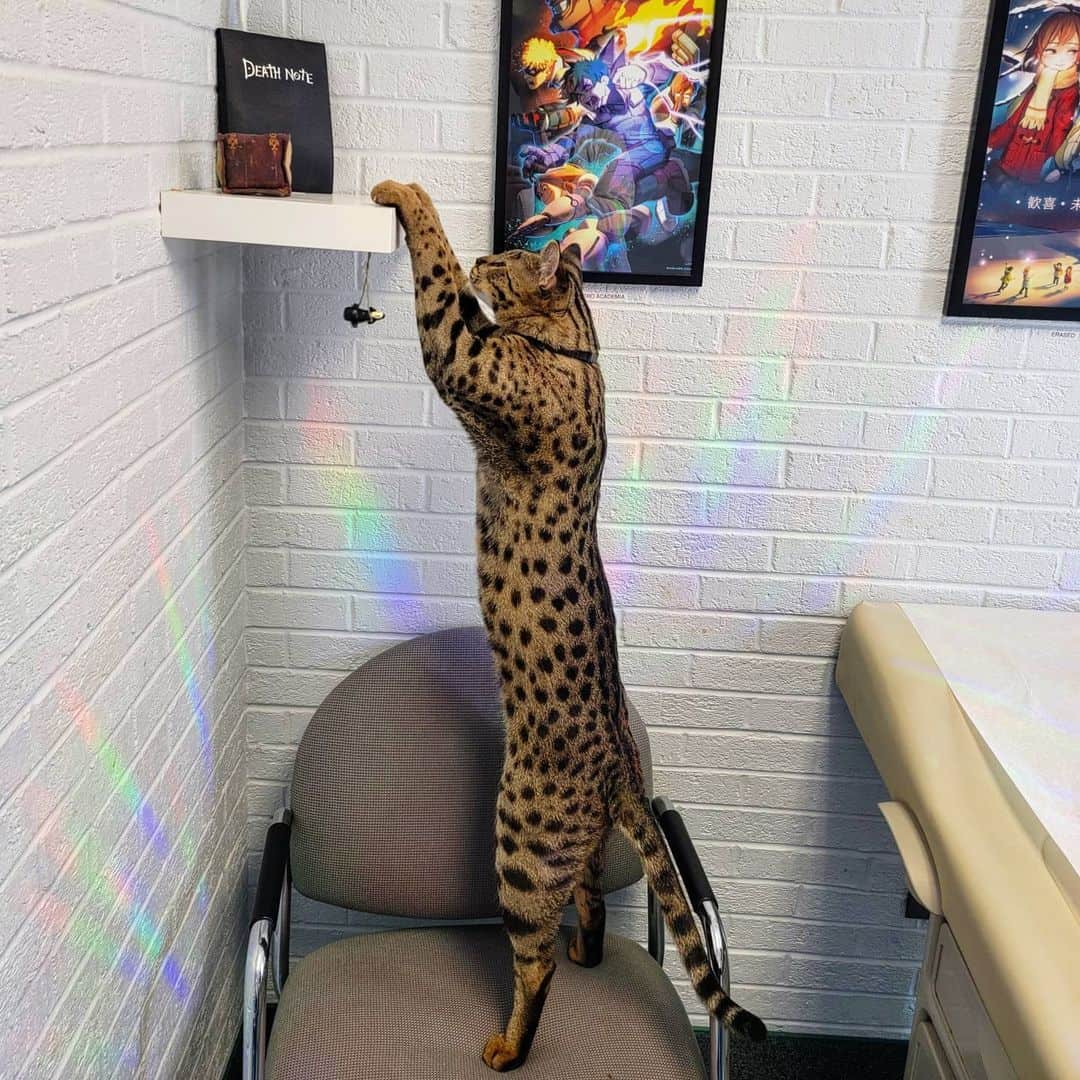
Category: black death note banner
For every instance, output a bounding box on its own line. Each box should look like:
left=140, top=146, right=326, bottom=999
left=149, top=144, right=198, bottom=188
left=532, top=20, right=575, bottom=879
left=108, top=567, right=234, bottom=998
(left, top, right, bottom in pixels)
left=493, top=0, right=728, bottom=287
left=948, top=1, right=1080, bottom=319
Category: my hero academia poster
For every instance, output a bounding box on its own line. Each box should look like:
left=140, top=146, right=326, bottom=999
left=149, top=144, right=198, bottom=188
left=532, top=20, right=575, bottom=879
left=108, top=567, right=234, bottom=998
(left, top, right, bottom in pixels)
left=949, top=1, right=1080, bottom=318
left=493, top=0, right=727, bottom=286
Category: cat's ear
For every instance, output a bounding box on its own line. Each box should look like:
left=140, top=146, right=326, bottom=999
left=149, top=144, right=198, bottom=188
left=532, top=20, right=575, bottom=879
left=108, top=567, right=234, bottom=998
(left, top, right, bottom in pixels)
left=538, top=241, right=561, bottom=291
left=561, top=243, right=583, bottom=278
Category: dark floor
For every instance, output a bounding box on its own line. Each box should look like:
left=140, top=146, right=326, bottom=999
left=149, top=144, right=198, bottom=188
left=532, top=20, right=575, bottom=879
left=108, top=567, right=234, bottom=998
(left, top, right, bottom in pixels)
left=696, top=1029, right=908, bottom=1080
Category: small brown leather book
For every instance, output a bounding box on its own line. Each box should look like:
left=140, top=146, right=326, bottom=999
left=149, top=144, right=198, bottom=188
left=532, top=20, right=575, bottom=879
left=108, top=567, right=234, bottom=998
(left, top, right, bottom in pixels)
left=215, top=132, right=293, bottom=196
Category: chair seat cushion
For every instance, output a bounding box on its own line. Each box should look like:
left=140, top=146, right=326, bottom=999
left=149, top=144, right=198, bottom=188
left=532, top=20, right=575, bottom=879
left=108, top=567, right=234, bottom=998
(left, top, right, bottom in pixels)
left=267, top=925, right=706, bottom=1080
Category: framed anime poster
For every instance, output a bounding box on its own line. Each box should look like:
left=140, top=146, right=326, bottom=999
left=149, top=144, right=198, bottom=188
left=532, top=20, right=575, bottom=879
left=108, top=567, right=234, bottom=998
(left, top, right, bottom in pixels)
left=493, top=0, right=727, bottom=286
left=948, top=1, right=1080, bottom=319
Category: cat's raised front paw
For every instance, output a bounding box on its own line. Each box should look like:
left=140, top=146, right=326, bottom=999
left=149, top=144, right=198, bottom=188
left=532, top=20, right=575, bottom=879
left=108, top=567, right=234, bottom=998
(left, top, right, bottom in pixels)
left=370, top=179, right=413, bottom=209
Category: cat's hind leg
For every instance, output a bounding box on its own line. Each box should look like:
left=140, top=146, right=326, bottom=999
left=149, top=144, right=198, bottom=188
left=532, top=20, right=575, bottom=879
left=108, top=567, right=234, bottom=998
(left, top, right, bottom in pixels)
left=482, top=926, right=558, bottom=1072
left=484, top=811, right=583, bottom=1071
left=567, top=833, right=607, bottom=968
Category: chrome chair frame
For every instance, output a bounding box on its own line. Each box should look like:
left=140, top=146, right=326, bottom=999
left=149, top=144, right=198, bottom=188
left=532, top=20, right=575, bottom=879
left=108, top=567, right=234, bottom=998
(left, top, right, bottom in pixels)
left=244, top=807, right=292, bottom=1080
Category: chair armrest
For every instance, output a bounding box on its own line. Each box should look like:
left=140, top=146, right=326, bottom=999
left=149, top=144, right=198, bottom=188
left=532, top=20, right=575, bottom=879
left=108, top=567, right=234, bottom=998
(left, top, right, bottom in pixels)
left=652, top=796, right=715, bottom=917
left=251, top=812, right=292, bottom=927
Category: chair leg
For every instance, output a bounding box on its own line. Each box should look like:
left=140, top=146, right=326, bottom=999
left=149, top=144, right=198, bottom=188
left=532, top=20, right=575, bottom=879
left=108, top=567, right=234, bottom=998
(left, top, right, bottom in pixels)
left=244, top=919, right=271, bottom=1080
left=701, top=899, right=731, bottom=1080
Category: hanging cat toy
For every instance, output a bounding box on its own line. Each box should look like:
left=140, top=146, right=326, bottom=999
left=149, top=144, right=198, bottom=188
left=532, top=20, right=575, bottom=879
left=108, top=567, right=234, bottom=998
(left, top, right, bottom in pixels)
left=343, top=251, right=384, bottom=326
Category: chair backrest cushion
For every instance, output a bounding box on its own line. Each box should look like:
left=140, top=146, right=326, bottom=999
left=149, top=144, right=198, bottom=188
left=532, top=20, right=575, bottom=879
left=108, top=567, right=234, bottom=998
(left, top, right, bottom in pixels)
left=289, top=626, right=651, bottom=919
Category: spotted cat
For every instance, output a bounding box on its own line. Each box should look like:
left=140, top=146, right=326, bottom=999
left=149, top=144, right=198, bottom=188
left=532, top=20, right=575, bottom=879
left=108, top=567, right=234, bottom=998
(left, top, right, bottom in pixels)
left=372, top=180, right=766, bottom=1071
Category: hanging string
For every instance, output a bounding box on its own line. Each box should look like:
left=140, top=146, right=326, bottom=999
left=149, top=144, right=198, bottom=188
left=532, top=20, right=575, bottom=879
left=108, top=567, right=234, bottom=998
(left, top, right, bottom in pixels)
left=359, top=251, right=373, bottom=311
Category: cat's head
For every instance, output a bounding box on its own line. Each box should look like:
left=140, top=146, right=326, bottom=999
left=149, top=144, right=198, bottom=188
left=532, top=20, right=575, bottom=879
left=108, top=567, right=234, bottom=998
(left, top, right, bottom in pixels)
left=469, top=242, right=583, bottom=321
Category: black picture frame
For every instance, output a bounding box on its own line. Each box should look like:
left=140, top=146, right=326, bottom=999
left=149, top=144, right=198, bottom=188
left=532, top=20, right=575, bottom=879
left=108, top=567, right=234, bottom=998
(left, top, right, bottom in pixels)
left=947, top=0, right=1080, bottom=320
left=492, top=0, right=727, bottom=287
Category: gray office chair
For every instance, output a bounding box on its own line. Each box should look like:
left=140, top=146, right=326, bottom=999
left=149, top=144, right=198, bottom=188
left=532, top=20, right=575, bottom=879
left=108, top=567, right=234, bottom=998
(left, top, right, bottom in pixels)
left=245, top=626, right=736, bottom=1080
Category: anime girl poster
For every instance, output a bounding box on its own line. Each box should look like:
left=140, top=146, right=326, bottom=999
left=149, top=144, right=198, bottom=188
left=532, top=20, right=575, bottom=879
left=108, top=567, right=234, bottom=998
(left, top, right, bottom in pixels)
left=948, top=1, right=1080, bottom=318
left=492, top=0, right=727, bottom=286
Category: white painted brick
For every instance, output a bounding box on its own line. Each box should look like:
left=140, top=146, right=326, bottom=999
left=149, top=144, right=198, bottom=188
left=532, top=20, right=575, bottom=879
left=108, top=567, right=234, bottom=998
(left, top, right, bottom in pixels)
left=759, top=617, right=844, bottom=658
left=0, top=73, right=106, bottom=149
left=640, top=442, right=783, bottom=487
left=787, top=450, right=930, bottom=495
left=839, top=578, right=984, bottom=613
left=915, top=544, right=1060, bottom=588
left=713, top=490, right=847, bottom=534
left=352, top=594, right=481, bottom=633
left=832, top=71, right=971, bottom=124
left=335, top=102, right=439, bottom=151
left=734, top=219, right=885, bottom=268
left=719, top=403, right=864, bottom=448
left=310, top=1, right=444, bottom=46
left=766, top=17, right=922, bottom=68
left=651, top=728, right=870, bottom=776
left=938, top=370, right=1080, bottom=415
left=643, top=356, right=787, bottom=399
left=605, top=396, right=714, bottom=439
left=817, top=172, right=960, bottom=224
left=630, top=528, right=773, bottom=572
left=1, top=224, right=115, bottom=320
left=247, top=421, right=354, bottom=465
left=605, top=566, right=699, bottom=611
left=752, top=121, right=899, bottom=172
left=775, top=537, right=915, bottom=580
left=993, top=508, right=1080, bottom=547
left=708, top=168, right=816, bottom=217
left=248, top=589, right=352, bottom=630
left=863, top=411, right=1010, bottom=457
left=283, top=380, right=426, bottom=425
left=1011, top=419, right=1080, bottom=460
left=368, top=50, right=492, bottom=104
left=985, top=587, right=1080, bottom=610
left=791, top=363, right=939, bottom=408
left=285, top=465, right=426, bottom=511
left=600, top=484, right=710, bottom=526
left=724, top=67, right=831, bottom=117
left=0, top=8, right=247, bottom=1068
left=701, top=573, right=842, bottom=615
left=886, top=224, right=956, bottom=273
left=1061, top=553, right=1080, bottom=591
left=875, top=320, right=1023, bottom=369
left=622, top=610, right=757, bottom=650
left=724, top=314, right=872, bottom=362
left=845, top=496, right=994, bottom=543
left=801, top=270, right=945, bottom=318
left=932, top=459, right=1078, bottom=505
left=43, top=0, right=148, bottom=78
left=616, top=647, right=692, bottom=688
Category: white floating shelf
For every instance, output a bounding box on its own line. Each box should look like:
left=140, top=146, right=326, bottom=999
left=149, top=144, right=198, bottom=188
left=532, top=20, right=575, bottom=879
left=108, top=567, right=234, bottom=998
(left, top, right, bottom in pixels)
left=160, top=189, right=401, bottom=254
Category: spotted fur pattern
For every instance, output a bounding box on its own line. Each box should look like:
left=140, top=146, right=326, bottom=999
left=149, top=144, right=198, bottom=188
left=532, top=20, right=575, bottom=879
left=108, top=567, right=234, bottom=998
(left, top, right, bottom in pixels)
left=371, top=180, right=766, bottom=1071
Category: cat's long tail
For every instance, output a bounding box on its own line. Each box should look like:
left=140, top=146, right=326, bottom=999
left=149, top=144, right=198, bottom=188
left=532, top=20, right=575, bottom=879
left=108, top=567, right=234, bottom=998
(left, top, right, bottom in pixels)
left=614, top=789, right=767, bottom=1042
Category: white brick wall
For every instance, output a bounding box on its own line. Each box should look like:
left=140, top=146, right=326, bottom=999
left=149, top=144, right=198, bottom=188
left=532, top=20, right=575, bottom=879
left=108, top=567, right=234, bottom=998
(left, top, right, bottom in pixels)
left=0, top=3, right=247, bottom=1076
left=239, top=0, right=1080, bottom=1041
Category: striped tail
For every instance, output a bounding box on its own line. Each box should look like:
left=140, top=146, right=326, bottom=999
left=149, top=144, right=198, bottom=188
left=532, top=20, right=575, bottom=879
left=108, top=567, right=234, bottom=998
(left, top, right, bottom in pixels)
left=615, top=790, right=767, bottom=1042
